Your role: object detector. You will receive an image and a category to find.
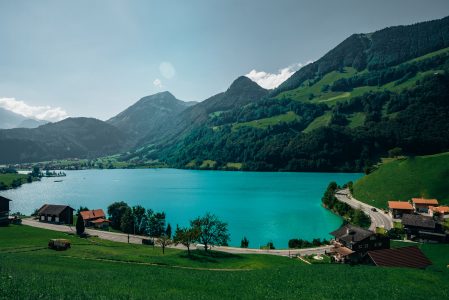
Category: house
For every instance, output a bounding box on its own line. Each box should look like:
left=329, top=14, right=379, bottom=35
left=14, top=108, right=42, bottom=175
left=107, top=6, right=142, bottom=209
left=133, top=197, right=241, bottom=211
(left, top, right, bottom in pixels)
left=79, top=209, right=110, bottom=229
left=0, top=196, right=11, bottom=226
left=401, top=214, right=447, bottom=243
left=388, top=201, right=414, bottom=219
left=367, top=246, right=432, bottom=269
left=429, top=206, right=449, bottom=220
left=37, top=204, right=74, bottom=225
left=412, top=198, right=439, bottom=213
left=329, top=224, right=390, bottom=263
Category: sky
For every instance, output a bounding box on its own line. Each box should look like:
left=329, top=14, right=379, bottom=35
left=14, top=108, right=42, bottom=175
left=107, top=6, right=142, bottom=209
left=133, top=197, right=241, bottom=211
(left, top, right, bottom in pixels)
left=0, top=0, right=448, bottom=121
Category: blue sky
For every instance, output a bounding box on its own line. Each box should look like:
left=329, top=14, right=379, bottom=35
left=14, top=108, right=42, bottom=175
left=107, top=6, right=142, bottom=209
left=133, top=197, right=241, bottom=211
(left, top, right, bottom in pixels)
left=1, top=0, right=448, bottom=121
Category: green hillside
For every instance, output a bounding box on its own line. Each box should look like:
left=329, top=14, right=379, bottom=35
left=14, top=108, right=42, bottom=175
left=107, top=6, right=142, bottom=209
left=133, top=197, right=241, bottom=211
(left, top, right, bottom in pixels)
left=353, top=152, right=449, bottom=208
left=1, top=225, right=449, bottom=299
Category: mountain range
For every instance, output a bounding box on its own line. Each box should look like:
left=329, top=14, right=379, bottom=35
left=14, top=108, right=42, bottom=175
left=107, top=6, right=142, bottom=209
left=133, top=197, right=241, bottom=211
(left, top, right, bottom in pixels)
left=0, top=107, right=48, bottom=129
left=1, top=15, right=449, bottom=168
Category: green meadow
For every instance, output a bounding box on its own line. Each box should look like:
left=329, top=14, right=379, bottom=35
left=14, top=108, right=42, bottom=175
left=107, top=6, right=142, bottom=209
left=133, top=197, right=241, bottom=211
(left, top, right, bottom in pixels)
left=1, top=225, right=448, bottom=299
left=353, top=152, right=449, bottom=208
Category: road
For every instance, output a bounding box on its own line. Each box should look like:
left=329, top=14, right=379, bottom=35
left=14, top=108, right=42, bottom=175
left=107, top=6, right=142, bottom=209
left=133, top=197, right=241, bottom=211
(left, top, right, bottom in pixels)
left=335, top=188, right=393, bottom=231
left=22, top=218, right=333, bottom=257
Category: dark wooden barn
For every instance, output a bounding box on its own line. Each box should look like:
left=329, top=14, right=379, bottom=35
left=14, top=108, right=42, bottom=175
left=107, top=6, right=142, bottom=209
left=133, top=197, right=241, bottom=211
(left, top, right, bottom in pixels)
left=0, top=195, right=12, bottom=226
left=37, top=204, right=74, bottom=225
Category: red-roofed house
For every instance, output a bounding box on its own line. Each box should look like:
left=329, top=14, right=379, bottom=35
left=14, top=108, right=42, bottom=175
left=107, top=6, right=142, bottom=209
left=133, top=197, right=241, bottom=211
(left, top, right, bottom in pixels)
left=429, top=206, right=449, bottom=220
left=388, top=201, right=414, bottom=219
left=412, top=198, right=439, bottom=213
left=79, top=209, right=110, bottom=229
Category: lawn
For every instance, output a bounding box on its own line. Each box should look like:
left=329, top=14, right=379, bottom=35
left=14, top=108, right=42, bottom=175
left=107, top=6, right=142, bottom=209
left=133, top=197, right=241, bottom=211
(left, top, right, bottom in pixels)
left=0, top=173, right=29, bottom=189
left=1, top=225, right=449, bottom=299
left=353, top=152, right=449, bottom=209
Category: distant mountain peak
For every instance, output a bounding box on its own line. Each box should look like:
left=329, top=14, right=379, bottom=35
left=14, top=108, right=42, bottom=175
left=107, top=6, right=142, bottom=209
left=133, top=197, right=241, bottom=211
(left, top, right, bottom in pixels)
left=228, top=75, right=265, bottom=91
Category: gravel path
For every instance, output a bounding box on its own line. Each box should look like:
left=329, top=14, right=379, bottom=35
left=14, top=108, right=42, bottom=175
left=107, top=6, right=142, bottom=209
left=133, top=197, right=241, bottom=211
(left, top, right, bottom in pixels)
left=22, top=218, right=333, bottom=257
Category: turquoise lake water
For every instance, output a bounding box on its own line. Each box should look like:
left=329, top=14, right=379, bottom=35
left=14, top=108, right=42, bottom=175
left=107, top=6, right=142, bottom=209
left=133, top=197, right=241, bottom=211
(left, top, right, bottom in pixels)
left=1, top=169, right=362, bottom=247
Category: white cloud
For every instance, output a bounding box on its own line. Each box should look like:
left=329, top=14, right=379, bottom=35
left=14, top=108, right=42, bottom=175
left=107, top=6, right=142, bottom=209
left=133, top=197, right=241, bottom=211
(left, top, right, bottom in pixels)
left=159, top=62, right=176, bottom=79
left=0, top=98, right=68, bottom=122
left=153, top=78, right=163, bottom=88
left=245, top=61, right=313, bottom=89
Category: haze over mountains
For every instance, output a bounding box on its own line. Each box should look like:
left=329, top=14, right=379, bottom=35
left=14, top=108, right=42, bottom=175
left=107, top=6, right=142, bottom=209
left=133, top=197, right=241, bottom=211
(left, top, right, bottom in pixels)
left=1, top=16, right=449, bottom=167
left=0, top=107, right=48, bottom=129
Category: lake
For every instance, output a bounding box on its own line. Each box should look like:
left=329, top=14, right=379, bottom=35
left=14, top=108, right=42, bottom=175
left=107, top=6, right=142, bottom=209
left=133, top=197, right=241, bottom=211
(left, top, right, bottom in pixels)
left=1, top=169, right=362, bottom=248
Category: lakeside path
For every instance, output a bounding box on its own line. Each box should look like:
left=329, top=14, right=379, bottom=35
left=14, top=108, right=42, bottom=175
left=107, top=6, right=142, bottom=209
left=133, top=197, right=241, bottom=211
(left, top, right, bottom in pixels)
left=335, top=188, right=393, bottom=231
left=22, top=218, right=333, bottom=257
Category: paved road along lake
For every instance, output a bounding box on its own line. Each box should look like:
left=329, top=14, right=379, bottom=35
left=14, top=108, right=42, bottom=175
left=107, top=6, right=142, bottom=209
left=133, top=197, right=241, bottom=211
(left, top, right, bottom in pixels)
left=1, top=169, right=362, bottom=247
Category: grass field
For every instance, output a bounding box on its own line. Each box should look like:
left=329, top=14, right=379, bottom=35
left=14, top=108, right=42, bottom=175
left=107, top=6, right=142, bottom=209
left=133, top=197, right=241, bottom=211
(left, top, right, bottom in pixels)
left=302, top=111, right=332, bottom=133
left=0, top=173, right=28, bottom=189
left=233, top=111, right=299, bottom=130
left=353, top=152, right=449, bottom=208
left=1, top=225, right=449, bottom=299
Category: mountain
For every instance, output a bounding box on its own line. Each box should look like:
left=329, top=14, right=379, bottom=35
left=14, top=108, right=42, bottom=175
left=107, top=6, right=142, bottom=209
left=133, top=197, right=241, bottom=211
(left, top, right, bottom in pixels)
left=134, top=16, right=449, bottom=171
left=17, top=118, right=48, bottom=128
left=107, top=91, right=196, bottom=143
left=273, top=16, right=449, bottom=96
left=0, top=107, right=49, bottom=129
left=136, top=76, right=268, bottom=146
left=0, top=117, right=129, bottom=163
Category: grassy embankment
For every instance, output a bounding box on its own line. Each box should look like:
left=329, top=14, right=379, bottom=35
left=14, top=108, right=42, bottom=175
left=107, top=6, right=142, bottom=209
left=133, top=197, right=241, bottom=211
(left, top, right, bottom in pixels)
left=353, top=152, right=449, bottom=209
left=1, top=225, right=449, bottom=298
left=0, top=173, right=29, bottom=189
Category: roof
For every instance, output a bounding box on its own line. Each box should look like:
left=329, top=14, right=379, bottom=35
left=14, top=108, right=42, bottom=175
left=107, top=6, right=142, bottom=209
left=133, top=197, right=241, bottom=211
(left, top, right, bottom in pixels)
left=401, top=214, right=435, bottom=229
left=80, top=209, right=106, bottom=221
left=388, top=201, right=414, bottom=210
left=332, top=246, right=354, bottom=256
left=367, top=246, right=432, bottom=269
left=330, top=224, right=374, bottom=243
left=430, top=206, right=449, bottom=214
left=0, top=195, right=12, bottom=202
left=91, top=218, right=110, bottom=224
left=38, top=204, right=74, bottom=216
left=412, top=198, right=439, bottom=205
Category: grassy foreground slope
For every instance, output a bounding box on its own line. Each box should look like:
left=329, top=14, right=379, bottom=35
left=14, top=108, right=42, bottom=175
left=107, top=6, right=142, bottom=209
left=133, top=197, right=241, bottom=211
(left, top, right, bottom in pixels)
left=353, top=152, right=449, bottom=209
left=1, top=225, right=449, bottom=299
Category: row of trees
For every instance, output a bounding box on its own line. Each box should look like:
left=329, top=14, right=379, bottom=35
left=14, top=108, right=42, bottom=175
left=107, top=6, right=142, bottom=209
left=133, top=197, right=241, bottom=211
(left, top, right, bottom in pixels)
left=105, top=202, right=230, bottom=255
left=322, top=182, right=371, bottom=228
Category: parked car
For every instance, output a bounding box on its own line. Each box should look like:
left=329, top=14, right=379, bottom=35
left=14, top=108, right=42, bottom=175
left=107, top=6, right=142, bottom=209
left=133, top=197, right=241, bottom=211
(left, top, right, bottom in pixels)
left=48, top=239, right=71, bottom=250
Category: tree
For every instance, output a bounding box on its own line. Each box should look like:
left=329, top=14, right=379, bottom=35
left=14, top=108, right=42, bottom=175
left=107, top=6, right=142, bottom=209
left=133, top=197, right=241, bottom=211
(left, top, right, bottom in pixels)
left=173, top=225, right=200, bottom=255
left=132, top=205, right=146, bottom=234
left=388, top=147, right=402, bottom=158
left=120, top=207, right=135, bottom=235
left=166, top=223, right=172, bottom=239
left=190, top=212, right=230, bottom=252
left=147, top=212, right=166, bottom=238
left=76, top=213, right=85, bottom=235
left=156, top=232, right=172, bottom=255
left=76, top=206, right=89, bottom=215
left=107, top=201, right=130, bottom=230
left=241, top=237, right=249, bottom=248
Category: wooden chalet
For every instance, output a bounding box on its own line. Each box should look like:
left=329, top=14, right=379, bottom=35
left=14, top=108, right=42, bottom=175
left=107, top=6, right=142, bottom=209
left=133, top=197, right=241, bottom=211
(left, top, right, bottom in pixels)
left=37, top=204, right=74, bottom=225
left=0, top=196, right=11, bottom=226
left=79, top=209, right=110, bottom=229
left=367, top=246, right=432, bottom=269
left=388, top=201, right=414, bottom=219
left=401, top=214, right=447, bottom=243
left=329, top=224, right=390, bottom=263
left=412, top=198, right=439, bottom=213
